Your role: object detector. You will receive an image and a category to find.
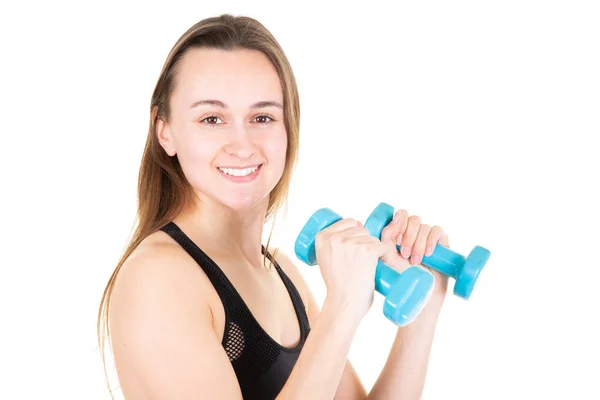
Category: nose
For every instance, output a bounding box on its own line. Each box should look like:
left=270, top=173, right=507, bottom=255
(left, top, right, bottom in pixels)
left=224, top=124, right=257, bottom=159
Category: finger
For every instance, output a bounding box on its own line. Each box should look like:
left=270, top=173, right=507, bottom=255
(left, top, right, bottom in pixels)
left=363, top=237, right=390, bottom=259
left=410, top=224, right=431, bottom=266
left=347, top=235, right=388, bottom=260
left=316, top=218, right=361, bottom=249
left=400, top=215, right=421, bottom=259
left=336, top=226, right=370, bottom=239
left=327, top=227, right=369, bottom=247
left=321, top=218, right=361, bottom=235
left=378, top=236, right=404, bottom=268
left=425, top=225, right=444, bottom=256
left=440, top=230, right=450, bottom=248
left=381, top=209, right=409, bottom=244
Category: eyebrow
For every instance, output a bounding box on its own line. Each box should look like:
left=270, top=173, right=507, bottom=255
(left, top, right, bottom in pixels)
left=189, top=99, right=283, bottom=109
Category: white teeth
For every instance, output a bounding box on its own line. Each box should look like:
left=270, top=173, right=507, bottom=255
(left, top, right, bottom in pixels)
left=218, top=166, right=259, bottom=177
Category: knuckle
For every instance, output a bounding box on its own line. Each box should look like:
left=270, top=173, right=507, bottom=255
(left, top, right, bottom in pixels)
left=315, top=236, right=329, bottom=252
left=409, top=215, right=421, bottom=225
left=315, top=231, right=323, bottom=244
left=315, top=230, right=326, bottom=243
left=366, top=242, right=379, bottom=254
left=330, top=233, right=343, bottom=245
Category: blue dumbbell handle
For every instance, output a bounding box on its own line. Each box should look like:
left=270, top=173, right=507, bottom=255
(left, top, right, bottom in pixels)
left=397, top=243, right=463, bottom=278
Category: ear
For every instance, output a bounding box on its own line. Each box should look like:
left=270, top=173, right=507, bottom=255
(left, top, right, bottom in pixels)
left=156, top=116, right=177, bottom=156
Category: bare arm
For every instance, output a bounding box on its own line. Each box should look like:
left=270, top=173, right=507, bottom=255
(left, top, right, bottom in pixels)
left=275, top=294, right=363, bottom=400
left=110, top=245, right=364, bottom=400
left=275, top=252, right=368, bottom=400
left=277, top=252, right=445, bottom=400
left=367, top=293, right=445, bottom=399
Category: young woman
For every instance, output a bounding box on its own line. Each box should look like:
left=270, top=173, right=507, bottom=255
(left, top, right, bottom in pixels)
left=98, top=13, right=450, bottom=400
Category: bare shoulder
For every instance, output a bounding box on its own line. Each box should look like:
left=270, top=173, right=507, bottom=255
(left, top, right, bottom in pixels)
left=123, top=228, right=194, bottom=270
left=108, top=229, right=242, bottom=399
left=111, top=230, right=210, bottom=313
left=109, top=229, right=215, bottom=343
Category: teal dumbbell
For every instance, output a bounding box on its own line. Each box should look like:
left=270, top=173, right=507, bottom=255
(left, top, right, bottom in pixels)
left=365, top=203, right=491, bottom=299
left=295, top=208, right=435, bottom=327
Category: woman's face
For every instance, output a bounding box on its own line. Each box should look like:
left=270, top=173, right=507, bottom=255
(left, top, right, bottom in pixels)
left=158, top=47, right=288, bottom=212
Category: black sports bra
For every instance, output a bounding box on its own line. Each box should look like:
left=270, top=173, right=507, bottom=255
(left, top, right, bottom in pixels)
left=160, top=221, right=311, bottom=399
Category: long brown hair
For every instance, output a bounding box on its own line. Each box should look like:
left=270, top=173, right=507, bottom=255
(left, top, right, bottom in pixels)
left=97, top=13, right=300, bottom=396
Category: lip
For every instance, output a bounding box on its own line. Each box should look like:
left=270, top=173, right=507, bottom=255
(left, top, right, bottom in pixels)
left=217, top=164, right=263, bottom=183
left=217, top=164, right=262, bottom=169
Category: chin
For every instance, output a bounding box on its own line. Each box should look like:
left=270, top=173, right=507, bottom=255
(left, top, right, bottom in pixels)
left=219, top=193, right=269, bottom=213
left=214, top=164, right=283, bottom=212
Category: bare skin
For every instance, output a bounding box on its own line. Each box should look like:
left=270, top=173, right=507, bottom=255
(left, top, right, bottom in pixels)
left=109, top=47, right=449, bottom=399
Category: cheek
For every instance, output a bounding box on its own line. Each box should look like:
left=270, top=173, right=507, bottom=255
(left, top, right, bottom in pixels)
left=263, top=131, right=288, bottom=167
left=176, top=135, right=219, bottom=173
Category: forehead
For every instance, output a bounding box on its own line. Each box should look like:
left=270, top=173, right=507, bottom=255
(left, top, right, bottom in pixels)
left=173, top=47, right=283, bottom=107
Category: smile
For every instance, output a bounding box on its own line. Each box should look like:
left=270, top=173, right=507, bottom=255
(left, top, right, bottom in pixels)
left=217, top=165, right=260, bottom=177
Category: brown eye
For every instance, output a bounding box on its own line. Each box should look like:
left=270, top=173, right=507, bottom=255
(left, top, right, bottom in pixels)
left=254, top=115, right=274, bottom=123
left=200, top=115, right=223, bottom=125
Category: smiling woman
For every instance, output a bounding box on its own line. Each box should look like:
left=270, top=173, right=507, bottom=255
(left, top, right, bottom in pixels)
left=97, top=13, right=450, bottom=400
left=156, top=44, right=290, bottom=211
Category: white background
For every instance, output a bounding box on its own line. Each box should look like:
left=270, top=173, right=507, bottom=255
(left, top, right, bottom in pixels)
left=1, top=0, right=599, bottom=399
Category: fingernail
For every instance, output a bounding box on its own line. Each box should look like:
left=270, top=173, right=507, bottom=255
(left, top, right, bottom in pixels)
left=396, top=234, right=403, bottom=244
left=401, top=246, right=411, bottom=258
left=426, top=245, right=434, bottom=256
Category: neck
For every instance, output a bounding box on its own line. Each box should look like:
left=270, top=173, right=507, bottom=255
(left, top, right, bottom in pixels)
left=174, top=193, right=270, bottom=269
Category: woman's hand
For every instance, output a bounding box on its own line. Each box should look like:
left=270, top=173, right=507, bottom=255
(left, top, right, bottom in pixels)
left=378, top=209, right=451, bottom=298
left=315, top=218, right=389, bottom=324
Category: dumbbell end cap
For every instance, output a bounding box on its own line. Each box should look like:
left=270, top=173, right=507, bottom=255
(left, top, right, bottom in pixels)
left=383, top=266, right=435, bottom=327
left=294, top=234, right=316, bottom=265
left=454, top=246, right=491, bottom=299
left=294, top=208, right=342, bottom=265
left=364, top=202, right=394, bottom=239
